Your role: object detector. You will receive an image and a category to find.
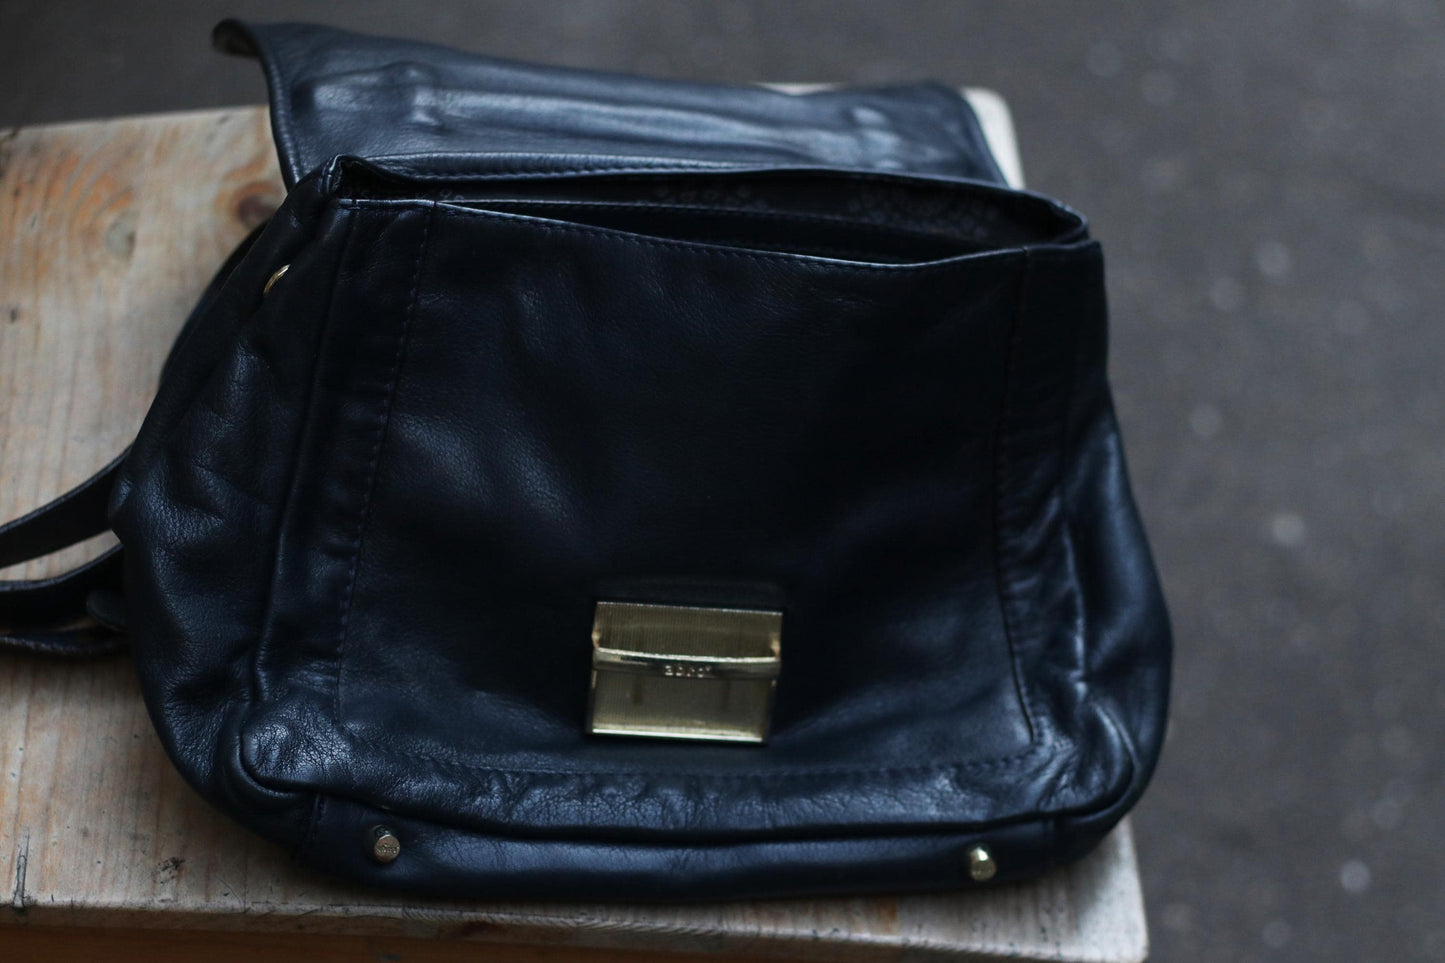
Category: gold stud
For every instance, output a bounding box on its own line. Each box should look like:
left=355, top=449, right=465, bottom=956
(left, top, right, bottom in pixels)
left=370, top=825, right=401, bottom=864
left=967, top=845, right=997, bottom=882
left=263, top=263, right=290, bottom=296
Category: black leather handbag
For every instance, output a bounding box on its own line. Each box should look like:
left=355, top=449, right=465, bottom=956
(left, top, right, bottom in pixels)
left=0, top=21, right=1170, bottom=901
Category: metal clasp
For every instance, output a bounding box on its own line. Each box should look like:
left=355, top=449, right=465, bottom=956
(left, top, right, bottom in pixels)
left=587, top=601, right=782, bottom=743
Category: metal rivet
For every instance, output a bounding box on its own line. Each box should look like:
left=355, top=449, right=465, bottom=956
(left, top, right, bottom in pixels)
left=370, top=825, right=401, bottom=864
left=967, top=844, right=997, bottom=882
left=263, top=263, right=290, bottom=296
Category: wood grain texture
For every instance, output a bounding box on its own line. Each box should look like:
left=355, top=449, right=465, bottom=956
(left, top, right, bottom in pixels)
left=0, top=106, right=1146, bottom=963
left=5, top=923, right=775, bottom=963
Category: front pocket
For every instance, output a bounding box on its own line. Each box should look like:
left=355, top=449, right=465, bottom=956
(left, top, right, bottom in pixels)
left=237, top=196, right=1062, bottom=840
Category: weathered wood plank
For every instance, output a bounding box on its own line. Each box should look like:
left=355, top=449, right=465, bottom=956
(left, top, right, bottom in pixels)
left=5, top=923, right=765, bottom=963
left=0, top=106, right=1145, bottom=962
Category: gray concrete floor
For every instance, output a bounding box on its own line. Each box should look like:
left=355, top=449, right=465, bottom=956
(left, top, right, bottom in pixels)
left=4, top=2, right=1442, bottom=960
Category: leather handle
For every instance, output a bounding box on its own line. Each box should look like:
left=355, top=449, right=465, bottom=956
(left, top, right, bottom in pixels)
left=0, top=451, right=125, bottom=569
left=0, top=459, right=129, bottom=657
left=0, top=220, right=269, bottom=658
left=0, top=547, right=127, bottom=657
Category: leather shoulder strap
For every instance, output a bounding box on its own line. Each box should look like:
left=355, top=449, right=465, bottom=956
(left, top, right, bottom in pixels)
left=0, top=451, right=125, bottom=569
left=0, top=456, right=128, bottom=657
left=0, top=220, right=267, bottom=658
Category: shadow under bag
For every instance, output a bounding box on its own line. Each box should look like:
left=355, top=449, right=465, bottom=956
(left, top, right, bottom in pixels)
left=0, top=21, right=1171, bottom=900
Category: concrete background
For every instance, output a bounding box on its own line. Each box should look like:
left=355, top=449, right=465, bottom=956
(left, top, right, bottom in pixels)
left=3, top=2, right=1442, bottom=960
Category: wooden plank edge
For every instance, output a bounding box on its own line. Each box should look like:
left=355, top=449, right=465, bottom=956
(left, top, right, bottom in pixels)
left=1, top=825, right=1145, bottom=963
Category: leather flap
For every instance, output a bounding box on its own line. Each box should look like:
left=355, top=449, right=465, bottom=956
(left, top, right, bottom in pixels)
left=213, top=20, right=1007, bottom=188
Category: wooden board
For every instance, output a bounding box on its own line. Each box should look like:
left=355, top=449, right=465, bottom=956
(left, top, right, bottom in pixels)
left=0, top=106, right=1144, bottom=962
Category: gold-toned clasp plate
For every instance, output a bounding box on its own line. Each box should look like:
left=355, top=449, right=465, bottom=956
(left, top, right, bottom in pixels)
left=587, top=601, right=782, bottom=744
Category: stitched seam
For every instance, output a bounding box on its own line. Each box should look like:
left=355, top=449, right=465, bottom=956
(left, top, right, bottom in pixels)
left=642, top=234, right=939, bottom=263
left=338, top=164, right=1080, bottom=237
left=335, top=728, right=1047, bottom=781
left=251, top=211, right=355, bottom=708
left=340, top=199, right=1036, bottom=276
left=444, top=199, right=989, bottom=246
left=1040, top=247, right=1097, bottom=818
left=368, top=156, right=733, bottom=178
left=1053, top=249, right=1089, bottom=688
left=332, top=202, right=436, bottom=721
left=991, top=249, right=1039, bottom=744
left=356, top=164, right=1021, bottom=199
left=562, top=169, right=1050, bottom=220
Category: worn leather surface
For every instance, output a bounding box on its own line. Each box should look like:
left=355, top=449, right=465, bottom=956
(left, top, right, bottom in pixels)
left=212, top=20, right=1007, bottom=188
left=102, top=21, right=1170, bottom=899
